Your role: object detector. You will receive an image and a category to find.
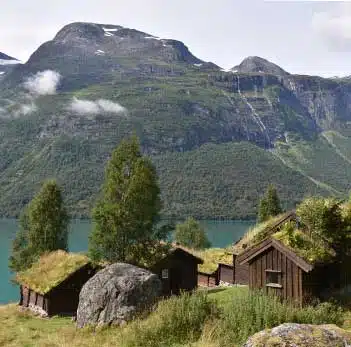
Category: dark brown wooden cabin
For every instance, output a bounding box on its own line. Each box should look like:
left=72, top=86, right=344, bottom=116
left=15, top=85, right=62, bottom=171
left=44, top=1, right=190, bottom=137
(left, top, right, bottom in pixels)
left=17, top=252, right=100, bottom=317
left=218, top=263, right=234, bottom=284
left=237, top=238, right=315, bottom=304
left=151, top=247, right=203, bottom=296
left=230, top=211, right=298, bottom=287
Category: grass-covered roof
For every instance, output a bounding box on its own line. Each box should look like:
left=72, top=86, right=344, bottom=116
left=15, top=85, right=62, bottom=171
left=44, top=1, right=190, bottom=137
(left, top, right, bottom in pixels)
left=16, top=250, right=91, bottom=295
left=232, top=212, right=293, bottom=255
left=234, top=210, right=338, bottom=265
left=193, top=248, right=233, bottom=274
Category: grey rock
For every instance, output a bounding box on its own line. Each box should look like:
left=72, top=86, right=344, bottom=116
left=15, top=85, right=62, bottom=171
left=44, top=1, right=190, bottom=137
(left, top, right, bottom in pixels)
left=243, top=323, right=351, bottom=347
left=76, top=263, right=161, bottom=328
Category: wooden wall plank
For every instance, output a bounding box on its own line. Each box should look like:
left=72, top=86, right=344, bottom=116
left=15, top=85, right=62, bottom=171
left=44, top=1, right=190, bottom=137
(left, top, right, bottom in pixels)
left=287, top=257, right=292, bottom=299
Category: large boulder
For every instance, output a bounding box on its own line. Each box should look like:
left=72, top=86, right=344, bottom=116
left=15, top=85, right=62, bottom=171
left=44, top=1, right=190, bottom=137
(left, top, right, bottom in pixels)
left=76, top=263, right=162, bottom=328
left=243, top=323, right=351, bottom=347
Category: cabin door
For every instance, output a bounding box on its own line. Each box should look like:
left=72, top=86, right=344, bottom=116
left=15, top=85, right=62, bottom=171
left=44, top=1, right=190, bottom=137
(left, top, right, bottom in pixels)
left=170, top=268, right=181, bottom=295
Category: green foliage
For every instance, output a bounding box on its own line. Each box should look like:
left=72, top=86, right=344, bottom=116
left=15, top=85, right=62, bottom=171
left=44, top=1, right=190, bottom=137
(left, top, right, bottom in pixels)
left=296, top=197, right=351, bottom=261
left=88, top=136, right=168, bottom=265
left=155, top=142, right=326, bottom=220
left=296, top=196, right=343, bottom=240
left=174, top=217, right=211, bottom=250
left=9, top=180, right=69, bottom=272
left=274, top=226, right=335, bottom=264
left=258, top=184, right=283, bottom=222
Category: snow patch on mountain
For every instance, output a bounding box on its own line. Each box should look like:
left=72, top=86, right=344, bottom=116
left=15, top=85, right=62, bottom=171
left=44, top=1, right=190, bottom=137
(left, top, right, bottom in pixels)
left=103, top=27, right=119, bottom=32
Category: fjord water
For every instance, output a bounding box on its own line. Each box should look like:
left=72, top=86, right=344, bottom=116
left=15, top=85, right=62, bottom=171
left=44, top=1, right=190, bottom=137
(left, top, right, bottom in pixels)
left=0, top=218, right=254, bottom=304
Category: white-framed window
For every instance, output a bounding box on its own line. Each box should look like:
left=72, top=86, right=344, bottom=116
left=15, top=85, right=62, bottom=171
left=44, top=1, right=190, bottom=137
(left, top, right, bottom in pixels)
left=161, top=269, right=169, bottom=279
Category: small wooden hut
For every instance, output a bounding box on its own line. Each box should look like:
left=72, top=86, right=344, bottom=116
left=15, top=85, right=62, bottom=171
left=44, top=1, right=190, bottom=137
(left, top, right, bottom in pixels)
left=16, top=250, right=100, bottom=316
left=237, top=238, right=314, bottom=303
left=229, top=211, right=298, bottom=287
left=236, top=234, right=349, bottom=304
left=151, top=245, right=203, bottom=296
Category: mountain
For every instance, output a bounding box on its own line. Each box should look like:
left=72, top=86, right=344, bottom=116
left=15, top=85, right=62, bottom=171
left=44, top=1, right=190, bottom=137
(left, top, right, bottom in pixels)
left=0, top=22, right=351, bottom=219
left=0, top=52, right=20, bottom=80
left=231, top=56, right=289, bottom=76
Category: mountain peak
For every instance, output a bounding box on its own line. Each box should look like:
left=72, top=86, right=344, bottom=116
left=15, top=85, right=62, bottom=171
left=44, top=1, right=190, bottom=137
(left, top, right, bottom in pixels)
left=231, top=56, right=289, bottom=76
left=54, top=22, right=122, bottom=43
left=0, top=52, right=19, bottom=65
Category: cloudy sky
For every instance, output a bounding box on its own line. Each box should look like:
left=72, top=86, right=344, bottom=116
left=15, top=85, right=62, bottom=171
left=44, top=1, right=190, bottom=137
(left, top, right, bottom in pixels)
left=1, top=0, right=351, bottom=77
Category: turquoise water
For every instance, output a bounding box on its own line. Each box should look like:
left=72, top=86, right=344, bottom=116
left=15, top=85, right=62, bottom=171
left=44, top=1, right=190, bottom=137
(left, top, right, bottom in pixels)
left=0, top=218, right=254, bottom=304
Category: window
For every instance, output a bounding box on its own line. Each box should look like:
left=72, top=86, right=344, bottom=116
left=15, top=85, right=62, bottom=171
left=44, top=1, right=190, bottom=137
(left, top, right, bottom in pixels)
left=265, top=269, right=282, bottom=288
left=161, top=269, right=169, bottom=279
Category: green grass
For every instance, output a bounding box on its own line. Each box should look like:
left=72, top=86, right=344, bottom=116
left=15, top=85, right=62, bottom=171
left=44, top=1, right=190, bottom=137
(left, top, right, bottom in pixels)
left=0, top=287, right=347, bottom=347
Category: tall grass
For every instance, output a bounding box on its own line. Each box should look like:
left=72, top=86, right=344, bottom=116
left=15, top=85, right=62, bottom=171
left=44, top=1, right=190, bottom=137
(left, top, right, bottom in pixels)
left=121, top=291, right=218, bottom=347
left=0, top=288, right=345, bottom=347
left=121, top=288, right=343, bottom=347
left=210, top=289, right=344, bottom=346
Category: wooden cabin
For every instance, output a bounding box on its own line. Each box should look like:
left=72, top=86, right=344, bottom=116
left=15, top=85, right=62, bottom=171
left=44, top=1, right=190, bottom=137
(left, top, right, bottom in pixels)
left=229, top=211, right=298, bottom=287
left=151, top=246, right=203, bottom=296
left=236, top=237, right=342, bottom=304
left=16, top=251, right=100, bottom=316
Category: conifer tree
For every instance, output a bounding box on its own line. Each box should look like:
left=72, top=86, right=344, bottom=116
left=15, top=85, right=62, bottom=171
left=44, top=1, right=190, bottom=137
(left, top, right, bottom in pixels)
left=9, top=180, right=69, bottom=272
left=258, top=184, right=282, bottom=222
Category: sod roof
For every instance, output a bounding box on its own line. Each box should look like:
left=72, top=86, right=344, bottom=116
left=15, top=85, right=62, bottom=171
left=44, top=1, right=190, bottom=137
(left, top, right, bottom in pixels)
left=16, top=250, right=91, bottom=295
left=231, top=212, right=295, bottom=255
left=193, top=248, right=233, bottom=274
left=234, top=211, right=336, bottom=265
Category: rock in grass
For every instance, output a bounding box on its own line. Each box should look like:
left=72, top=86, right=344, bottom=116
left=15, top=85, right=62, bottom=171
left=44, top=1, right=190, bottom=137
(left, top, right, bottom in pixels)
left=243, top=323, right=351, bottom=347
left=76, top=263, right=161, bottom=328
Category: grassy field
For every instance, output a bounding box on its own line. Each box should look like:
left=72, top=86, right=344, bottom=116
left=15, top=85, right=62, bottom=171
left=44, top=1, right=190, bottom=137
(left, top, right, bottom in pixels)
left=0, top=287, right=347, bottom=347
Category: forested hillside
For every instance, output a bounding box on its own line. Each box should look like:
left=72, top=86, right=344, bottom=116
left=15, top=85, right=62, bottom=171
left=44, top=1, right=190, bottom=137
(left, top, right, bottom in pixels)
left=0, top=22, right=351, bottom=218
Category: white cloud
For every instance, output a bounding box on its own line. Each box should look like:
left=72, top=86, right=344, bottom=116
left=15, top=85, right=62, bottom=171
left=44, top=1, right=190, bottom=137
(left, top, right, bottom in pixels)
left=312, top=3, right=351, bottom=51
left=70, top=98, right=100, bottom=115
left=96, top=99, right=126, bottom=113
left=69, top=97, right=126, bottom=115
left=13, top=102, right=37, bottom=117
left=23, top=70, right=61, bottom=95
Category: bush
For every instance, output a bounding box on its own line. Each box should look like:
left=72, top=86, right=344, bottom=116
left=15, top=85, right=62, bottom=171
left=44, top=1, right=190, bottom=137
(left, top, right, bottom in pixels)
left=212, top=290, right=344, bottom=346
left=121, top=291, right=218, bottom=347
